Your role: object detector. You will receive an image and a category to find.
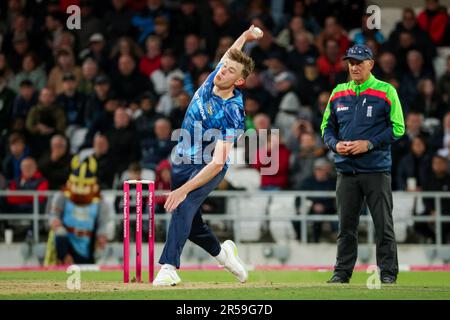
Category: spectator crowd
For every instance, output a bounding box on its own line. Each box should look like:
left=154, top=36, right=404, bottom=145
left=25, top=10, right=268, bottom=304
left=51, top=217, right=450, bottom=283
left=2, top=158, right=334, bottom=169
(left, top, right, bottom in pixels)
left=1, top=0, right=450, bottom=243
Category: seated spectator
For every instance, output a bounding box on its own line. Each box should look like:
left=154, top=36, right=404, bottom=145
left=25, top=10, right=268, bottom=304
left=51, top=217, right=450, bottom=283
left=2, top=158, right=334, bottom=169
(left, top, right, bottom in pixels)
left=411, top=78, right=448, bottom=120
left=286, top=32, right=319, bottom=76
left=47, top=155, right=112, bottom=264
left=315, top=16, right=350, bottom=56
left=276, top=16, right=315, bottom=51
left=178, top=33, right=202, bottom=72
left=77, top=58, right=99, bottom=96
left=399, top=50, right=434, bottom=110
left=298, top=158, right=337, bottom=243
left=11, top=79, right=38, bottom=121
left=2, top=132, right=30, bottom=181
left=105, top=107, right=140, bottom=175
left=109, top=36, right=143, bottom=74
left=82, top=95, right=120, bottom=149
left=438, top=55, right=450, bottom=104
left=241, top=71, right=271, bottom=114
left=417, top=0, right=449, bottom=46
left=111, top=54, right=155, bottom=103
left=415, top=155, right=450, bottom=243
left=297, top=56, right=329, bottom=107
left=251, top=131, right=291, bottom=190
left=141, top=118, right=176, bottom=170
left=25, top=87, right=66, bottom=158
left=56, top=72, right=86, bottom=127
left=290, top=131, right=325, bottom=189
left=396, top=136, right=432, bottom=191
left=92, top=133, right=116, bottom=190
left=84, top=75, right=111, bottom=128
left=8, top=52, right=47, bottom=93
left=6, top=34, right=30, bottom=74
left=150, top=49, right=184, bottom=96
left=6, top=157, right=48, bottom=214
left=38, top=134, right=71, bottom=190
left=154, top=159, right=171, bottom=213
left=387, top=8, right=436, bottom=71
left=249, top=24, right=286, bottom=71
left=243, top=96, right=261, bottom=131
left=79, top=33, right=110, bottom=72
left=139, top=35, right=162, bottom=77
left=187, top=49, right=212, bottom=90
left=0, top=71, right=16, bottom=132
left=156, top=76, right=184, bottom=116
left=312, top=91, right=331, bottom=133
left=317, top=38, right=346, bottom=87
left=135, top=91, right=164, bottom=138
left=213, top=36, right=234, bottom=66
left=353, top=14, right=385, bottom=45
left=373, top=51, right=399, bottom=82
left=102, top=0, right=135, bottom=44
left=47, top=47, right=82, bottom=95
left=169, top=91, right=190, bottom=129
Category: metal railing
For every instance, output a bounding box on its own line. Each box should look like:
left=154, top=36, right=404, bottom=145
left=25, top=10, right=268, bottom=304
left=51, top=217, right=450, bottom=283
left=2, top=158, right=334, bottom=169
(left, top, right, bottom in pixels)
left=1, top=190, right=450, bottom=249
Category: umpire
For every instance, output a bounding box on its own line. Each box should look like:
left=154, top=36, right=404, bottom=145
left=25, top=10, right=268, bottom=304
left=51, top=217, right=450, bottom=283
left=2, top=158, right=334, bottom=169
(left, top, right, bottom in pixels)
left=321, top=44, right=405, bottom=284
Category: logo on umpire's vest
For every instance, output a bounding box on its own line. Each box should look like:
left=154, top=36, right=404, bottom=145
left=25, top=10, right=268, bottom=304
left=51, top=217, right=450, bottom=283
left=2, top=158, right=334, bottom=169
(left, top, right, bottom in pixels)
left=367, top=106, right=373, bottom=117
left=336, top=104, right=349, bottom=112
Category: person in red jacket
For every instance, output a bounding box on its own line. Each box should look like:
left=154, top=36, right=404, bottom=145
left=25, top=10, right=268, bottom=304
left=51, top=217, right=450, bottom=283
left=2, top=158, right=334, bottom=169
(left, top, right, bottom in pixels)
left=417, top=0, right=449, bottom=46
left=251, top=131, right=291, bottom=190
left=6, top=157, right=49, bottom=213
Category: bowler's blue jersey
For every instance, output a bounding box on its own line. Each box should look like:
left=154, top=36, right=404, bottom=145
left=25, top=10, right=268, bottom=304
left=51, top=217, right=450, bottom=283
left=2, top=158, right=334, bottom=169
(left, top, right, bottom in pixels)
left=175, top=62, right=245, bottom=166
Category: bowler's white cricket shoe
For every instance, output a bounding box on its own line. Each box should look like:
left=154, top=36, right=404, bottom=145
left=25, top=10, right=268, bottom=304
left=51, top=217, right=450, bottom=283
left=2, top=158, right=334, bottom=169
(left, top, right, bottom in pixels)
left=152, top=266, right=181, bottom=286
left=220, top=240, right=248, bottom=283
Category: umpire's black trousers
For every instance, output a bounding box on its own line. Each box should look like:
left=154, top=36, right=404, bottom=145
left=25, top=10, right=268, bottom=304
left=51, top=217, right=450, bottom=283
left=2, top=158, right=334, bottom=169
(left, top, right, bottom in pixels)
left=334, top=172, right=399, bottom=279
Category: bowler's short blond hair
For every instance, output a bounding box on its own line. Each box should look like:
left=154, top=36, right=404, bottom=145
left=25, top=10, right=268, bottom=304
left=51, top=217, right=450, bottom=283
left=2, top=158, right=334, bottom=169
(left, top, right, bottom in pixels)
left=228, top=49, right=255, bottom=79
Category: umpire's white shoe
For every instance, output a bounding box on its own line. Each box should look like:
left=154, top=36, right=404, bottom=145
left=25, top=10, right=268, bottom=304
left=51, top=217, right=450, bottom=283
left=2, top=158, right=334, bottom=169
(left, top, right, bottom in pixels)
left=220, top=240, right=248, bottom=283
left=152, top=265, right=181, bottom=286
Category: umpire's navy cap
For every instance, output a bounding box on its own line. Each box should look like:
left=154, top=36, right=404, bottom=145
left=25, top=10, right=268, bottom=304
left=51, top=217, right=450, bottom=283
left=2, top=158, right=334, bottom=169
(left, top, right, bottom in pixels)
left=343, top=44, right=373, bottom=61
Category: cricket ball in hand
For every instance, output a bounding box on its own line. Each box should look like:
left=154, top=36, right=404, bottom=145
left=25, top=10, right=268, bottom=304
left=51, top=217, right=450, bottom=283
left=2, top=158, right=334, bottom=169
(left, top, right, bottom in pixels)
left=251, top=27, right=263, bottom=38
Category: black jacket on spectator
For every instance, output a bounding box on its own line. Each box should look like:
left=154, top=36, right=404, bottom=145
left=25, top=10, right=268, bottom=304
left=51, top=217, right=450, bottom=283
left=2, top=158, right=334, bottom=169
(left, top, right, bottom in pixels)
left=0, top=86, right=16, bottom=132
left=56, top=91, right=87, bottom=127
left=94, top=152, right=116, bottom=190
left=135, top=109, right=164, bottom=139
left=105, top=124, right=140, bottom=175
left=111, top=71, right=154, bottom=103
left=396, top=152, right=432, bottom=190
left=11, top=92, right=38, bottom=121
left=38, top=151, right=71, bottom=190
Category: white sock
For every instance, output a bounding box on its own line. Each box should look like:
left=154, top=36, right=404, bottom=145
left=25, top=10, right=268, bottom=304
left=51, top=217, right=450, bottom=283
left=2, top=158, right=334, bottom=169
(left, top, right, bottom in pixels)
left=161, top=264, right=176, bottom=271
left=214, top=248, right=227, bottom=265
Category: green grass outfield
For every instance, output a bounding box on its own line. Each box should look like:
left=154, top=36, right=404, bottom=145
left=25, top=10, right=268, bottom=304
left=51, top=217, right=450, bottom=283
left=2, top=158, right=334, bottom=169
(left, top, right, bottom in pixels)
left=1, top=270, right=450, bottom=300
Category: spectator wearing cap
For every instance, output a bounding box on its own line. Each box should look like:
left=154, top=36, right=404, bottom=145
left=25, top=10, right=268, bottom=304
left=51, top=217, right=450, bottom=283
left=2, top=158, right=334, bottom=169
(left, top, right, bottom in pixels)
left=112, top=54, right=155, bottom=102
left=38, top=134, right=71, bottom=190
left=135, top=91, right=164, bottom=139
left=102, top=0, right=135, bottom=44
left=78, top=58, right=99, bottom=96
left=151, top=49, right=184, bottom=96
left=321, top=44, right=405, bottom=284
left=0, top=70, right=16, bottom=131
left=317, top=38, right=346, bottom=87
left=156, top=76, right=184, bottom=116
left=417, top=0, right=449, bottom=46
left=11, top=79, right=39, bottom=121
left=139, top=35, right=162, bottom=78
left=56, top=72, right=86, bottom=127
left=297, top=56, right=329, bottom=106
left=73, top=0, right=102, bottom=50
left=84, top=75, right=111, bottom=128
left=297, top=158, right=337, bottom=243
left=79, top=33, right=110, bottom=72
left=8, top=52, right=47, bottom=93
left=47, top=48, right=82, bottom=95
left=286, top=32, right=319, bottom=75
